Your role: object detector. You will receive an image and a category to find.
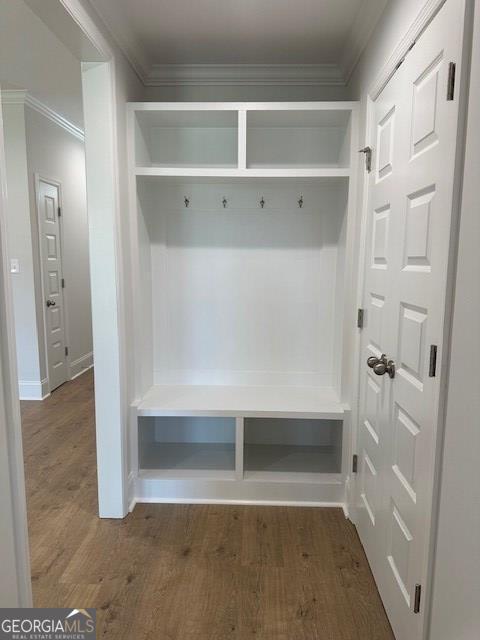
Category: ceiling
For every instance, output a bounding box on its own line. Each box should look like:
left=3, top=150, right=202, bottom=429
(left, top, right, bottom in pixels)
left=88, top=0, right=388, bottom=85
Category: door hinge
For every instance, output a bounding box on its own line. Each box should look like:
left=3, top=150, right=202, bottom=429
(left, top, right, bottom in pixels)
left=65, top=346, right=69, bottom=357
left=429, top=345, right=437, bottom=377
left=61, top=278, right=65, bottom=289
left=357, top=308, right=365, bottom=329
left=359, top=146, right=372, bottom=173
left=352, top=454, right=358, bottom=473
left=413, top=584, right=422, bottom=614
left=447, top=62, right=456, bottom=101
left=58, top=206, right=62, bottom=217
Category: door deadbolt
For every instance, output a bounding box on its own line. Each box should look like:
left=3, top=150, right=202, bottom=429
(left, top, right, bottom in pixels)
left=46, top=299, right=56, bottom=307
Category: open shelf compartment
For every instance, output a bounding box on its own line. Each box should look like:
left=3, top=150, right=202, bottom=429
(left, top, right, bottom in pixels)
left=134, top=109, right=238, bottom=168
left=246, top=109, right=352, bottom=169
left=244, top=417, right=343, bottom=478
left=138, top=416, right=236, bottom=477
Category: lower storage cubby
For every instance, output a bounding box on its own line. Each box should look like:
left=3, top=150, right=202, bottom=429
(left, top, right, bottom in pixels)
left=244, top=418, right=343, bottom=476
left=138, top=416, right=236, bottom=476
left=135, top=414, right=346, bottom=503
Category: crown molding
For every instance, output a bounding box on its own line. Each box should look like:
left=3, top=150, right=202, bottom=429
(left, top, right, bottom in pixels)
left=0, top=89, right=28, bottom=105
left=84, top=0, right=150, bottom=82
left=1, top=90, right=84, bottom=142
left=340, top=0, right=389, bottom=84
left=145, top=64, right=346, bottom=87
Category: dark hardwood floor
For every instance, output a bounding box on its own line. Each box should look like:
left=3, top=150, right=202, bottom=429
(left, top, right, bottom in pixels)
left=20, top=370, right=394, bottom=639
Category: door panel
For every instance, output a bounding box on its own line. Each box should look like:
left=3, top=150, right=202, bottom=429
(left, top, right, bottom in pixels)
left=38, top=179, right=67, bottom=392
left=356, top=1, right=466, bottom=638
left=356, top=62, right=407, bottom=596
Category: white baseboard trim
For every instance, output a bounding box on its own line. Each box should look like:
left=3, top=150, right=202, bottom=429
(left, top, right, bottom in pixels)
left=135, top=497, right=346, bottom=509
left=18, top=378, right=50, bottom=401
left=70, top=352, right=93, bottom=380
left=128, top=472, right=136, bottom=513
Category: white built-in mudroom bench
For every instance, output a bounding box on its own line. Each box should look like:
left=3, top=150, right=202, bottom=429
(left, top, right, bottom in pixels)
left=127, top=102, right=359, bottom=506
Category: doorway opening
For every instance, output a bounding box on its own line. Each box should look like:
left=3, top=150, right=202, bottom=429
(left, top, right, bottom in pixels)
left=0, top=0, right=122, bottom=608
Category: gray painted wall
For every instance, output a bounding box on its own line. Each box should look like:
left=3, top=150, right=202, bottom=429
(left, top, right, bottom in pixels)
left=2, top=102, right=42, bottom=389
left=25, top=107, right=92, bottom=381
left=2, top=100, right=92, bottom=397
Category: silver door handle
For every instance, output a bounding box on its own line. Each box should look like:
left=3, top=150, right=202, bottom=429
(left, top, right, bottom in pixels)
left=46, top=299, right=56, bottom=307
left=367, top=354, right=396, bottom=379
left=367, top=354, right=386, bottom=368
left=373, top=359, right=395, bottom=378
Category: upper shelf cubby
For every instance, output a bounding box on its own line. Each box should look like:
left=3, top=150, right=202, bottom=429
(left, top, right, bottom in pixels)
left=134, top=109, right=238, bottom=168
left=129, top=103, right=356, bottom=176
left=246, top=110, right=352, bottom=169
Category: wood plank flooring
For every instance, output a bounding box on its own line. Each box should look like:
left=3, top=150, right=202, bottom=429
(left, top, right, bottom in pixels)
left=21, top=370, right=394, bottom=639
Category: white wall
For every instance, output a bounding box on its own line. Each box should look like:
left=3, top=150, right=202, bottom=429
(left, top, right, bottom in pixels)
left=25, top=107, right=93, bottom=380
left=428, top=2, right=480, bottom=637
left=139, top=181, right=346, bottom=389
left=2, top=102, right=42, bottom=396
left=347, top=0, right=430, bottom=99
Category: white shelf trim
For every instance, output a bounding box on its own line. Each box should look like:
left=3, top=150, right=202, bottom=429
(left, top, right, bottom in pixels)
left=139, top=468, right=236, bottom=481
left=136, top=385, right=348, bottom=419
left=243, top=470, right=343, bottom=485
left=135, top=167, right=351, bottom=178
left=128, top=101, right=358, bottom=112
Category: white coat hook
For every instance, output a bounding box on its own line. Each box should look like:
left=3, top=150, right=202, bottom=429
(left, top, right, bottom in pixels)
left=184, top=196, right=190, bottom=208
left=298, top=195, right=304, bottom=208
left=260, top=196, right=265, bottom=209
left=222, top=197, right=228, bottom=209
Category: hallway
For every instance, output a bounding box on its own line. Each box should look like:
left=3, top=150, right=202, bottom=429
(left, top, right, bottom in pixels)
left=21, top=371, right=394, bottom=639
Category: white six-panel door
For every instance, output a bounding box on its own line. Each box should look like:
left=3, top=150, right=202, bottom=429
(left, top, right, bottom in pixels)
left=37, top=178, right=68, bottom=392
left=356, top=1, right=466, bottom=638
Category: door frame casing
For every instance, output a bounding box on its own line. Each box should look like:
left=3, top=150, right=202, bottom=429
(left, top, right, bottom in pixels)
left=0, top=83, right=33, bottom=606
left=34, top=173, right=70, bottom=393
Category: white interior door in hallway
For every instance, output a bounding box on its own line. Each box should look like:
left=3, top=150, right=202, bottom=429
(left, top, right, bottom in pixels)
left=355, top=1, right=467, bottom=638
left=37, top=177, right=67, bottom=392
